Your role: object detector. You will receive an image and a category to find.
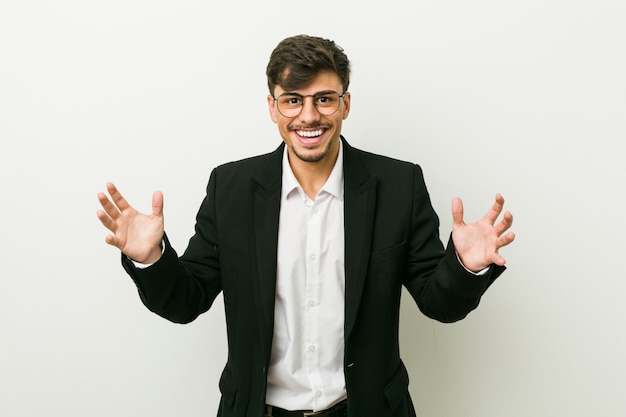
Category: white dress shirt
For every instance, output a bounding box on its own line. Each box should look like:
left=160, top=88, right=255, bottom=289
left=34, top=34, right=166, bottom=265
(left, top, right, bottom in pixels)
left=265, top=143, right=347, bottom=412
left=128, top=142, right=488, bottom=411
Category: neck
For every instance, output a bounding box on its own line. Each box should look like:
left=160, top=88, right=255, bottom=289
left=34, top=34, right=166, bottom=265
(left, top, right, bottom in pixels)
left=288, top=144, right=340, bottom=200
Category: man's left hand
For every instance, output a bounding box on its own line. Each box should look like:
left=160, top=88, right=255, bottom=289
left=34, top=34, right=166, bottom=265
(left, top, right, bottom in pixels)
left=451, top=193, right=515, bottom=272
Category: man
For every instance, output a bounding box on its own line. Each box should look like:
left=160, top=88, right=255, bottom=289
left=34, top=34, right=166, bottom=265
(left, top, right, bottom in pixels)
left=97, top=35, right=515, bottom=417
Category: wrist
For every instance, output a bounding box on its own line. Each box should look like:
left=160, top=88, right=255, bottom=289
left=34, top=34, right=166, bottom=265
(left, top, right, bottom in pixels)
left=129, top=240, right=165, bottom=267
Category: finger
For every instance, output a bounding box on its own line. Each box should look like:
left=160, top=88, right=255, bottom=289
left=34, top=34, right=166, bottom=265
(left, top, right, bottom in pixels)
left=96, top=209, right=117, bottom=232
left=451, top=197, right=465, bottom=227
left=494, top=210, right=514, bottom=236
left=106, top=182, right=131, bottom=212
left=104, top=233, right=120, bottom=248
left=483, top=193, right=505, bottom=224
left=491, top=253, right=507, bottom=267
left=496, top=231, right=516, bottom=249
left=97, top=192, right=121, bottom=220
left=152, top=191, right=163, bottom=217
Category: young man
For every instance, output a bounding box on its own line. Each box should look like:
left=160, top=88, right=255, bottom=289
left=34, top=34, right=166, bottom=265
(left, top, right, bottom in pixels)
left=97, top=35, right=515, bottom=417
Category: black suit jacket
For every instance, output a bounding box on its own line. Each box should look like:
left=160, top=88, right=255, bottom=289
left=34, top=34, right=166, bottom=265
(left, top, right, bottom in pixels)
left=122, top=137, right=505, bottom=417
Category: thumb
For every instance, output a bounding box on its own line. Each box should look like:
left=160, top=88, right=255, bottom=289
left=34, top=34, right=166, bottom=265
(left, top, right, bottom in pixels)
left=152, top=191, right=164, bottom=217
left=451, top=197, right=464, bottom=227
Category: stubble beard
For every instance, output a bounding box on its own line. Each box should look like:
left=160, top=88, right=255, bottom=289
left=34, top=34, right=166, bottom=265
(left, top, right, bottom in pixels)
left=288, top=122, right=337, bottom=163
left=290, top=139, right=335, bottom=163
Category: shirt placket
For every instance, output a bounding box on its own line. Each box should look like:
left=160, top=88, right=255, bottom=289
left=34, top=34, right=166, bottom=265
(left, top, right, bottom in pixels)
left=305, top=194, right=324, bottom=406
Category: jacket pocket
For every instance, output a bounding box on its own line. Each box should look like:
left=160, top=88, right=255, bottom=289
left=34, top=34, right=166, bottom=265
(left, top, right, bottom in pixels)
left=369, top=240, right=407, bottom=264
left=383, top=362, right=410, bottom=411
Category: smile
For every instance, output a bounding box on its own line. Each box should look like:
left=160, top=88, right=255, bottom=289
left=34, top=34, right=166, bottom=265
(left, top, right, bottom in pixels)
left=296, top=129, right=324, bottom=138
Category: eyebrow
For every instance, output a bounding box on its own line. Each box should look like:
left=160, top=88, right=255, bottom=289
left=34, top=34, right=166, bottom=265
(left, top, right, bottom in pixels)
left=281, top=89, right=340, bottom=96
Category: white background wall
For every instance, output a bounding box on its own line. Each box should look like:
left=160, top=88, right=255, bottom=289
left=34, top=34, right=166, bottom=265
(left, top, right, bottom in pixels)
left=1, top=1, right=624, bottom=416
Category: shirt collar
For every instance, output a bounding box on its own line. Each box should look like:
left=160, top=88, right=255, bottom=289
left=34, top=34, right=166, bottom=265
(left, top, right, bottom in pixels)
left=281, top=141, right=344, bottom=202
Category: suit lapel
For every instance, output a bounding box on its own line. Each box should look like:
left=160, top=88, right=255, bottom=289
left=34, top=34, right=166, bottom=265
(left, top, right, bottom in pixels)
left=342, top=138, right=377, bottom=341
left=248, top=139, right=376, bottom=351
left=249, top=144, right=283, bottom=358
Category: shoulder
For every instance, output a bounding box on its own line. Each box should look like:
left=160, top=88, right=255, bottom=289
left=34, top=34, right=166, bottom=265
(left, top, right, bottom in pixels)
left=344, top=139, right=424, bottom=179
left=351, top=146, right=417, bottom=167
left=207, top=144, right=283, bottom=192
left=214, top=145, right=283, bottom=174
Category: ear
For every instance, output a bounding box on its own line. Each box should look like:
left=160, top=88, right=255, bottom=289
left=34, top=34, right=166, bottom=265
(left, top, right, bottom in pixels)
left=342, top=92, right=351, bottom=120
left=267, top=95, right=278, bottom=123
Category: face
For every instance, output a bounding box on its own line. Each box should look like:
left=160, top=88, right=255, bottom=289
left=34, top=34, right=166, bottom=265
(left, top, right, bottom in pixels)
left=267, top=71, right=351, bottom=167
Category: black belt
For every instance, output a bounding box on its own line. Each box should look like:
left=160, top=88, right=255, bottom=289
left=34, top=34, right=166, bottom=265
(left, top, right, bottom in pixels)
left=265, top=400, right=347, bottom=417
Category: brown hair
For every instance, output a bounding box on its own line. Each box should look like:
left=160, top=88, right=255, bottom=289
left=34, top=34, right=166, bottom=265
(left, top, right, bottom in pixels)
left=266, top=35, right=351, bottom=96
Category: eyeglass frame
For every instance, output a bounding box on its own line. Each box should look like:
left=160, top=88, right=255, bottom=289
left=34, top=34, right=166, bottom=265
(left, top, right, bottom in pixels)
left=272, top=90, right=348, bottom=118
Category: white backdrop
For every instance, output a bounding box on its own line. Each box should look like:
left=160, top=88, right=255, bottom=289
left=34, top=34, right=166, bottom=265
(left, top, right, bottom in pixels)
left=1, top=1, right=625, bottom=416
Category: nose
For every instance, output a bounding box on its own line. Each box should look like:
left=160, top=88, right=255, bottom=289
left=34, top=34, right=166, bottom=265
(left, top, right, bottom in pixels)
left=298, top=96, right=321, bottom=123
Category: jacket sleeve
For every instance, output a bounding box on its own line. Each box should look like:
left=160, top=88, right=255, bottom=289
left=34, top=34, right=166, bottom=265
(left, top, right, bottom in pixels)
left=403, top=165, right=505, bottom=323
left=121, top=170, right=223, bottom=324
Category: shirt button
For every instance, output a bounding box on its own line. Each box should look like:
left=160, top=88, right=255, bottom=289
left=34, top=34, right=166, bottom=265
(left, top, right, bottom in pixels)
left=307, top=299, right=317, bottom=307
left=315, top=390, right=322, bottom=398
left=310, top=253, right=316, bottom=260
left=309, top=345, right=316, bottom=352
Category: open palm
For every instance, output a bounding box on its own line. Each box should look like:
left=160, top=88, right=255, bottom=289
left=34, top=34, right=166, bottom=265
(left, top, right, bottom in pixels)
left=451, top=194, right=515, bottom=272
left=96, top=182, right=165, bottom=264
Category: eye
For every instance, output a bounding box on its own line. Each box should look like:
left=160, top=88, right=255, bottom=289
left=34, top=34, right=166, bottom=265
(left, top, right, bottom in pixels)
left=315, top=94, right=338, bottom=106
left=281, top=95, right=302, bottom=106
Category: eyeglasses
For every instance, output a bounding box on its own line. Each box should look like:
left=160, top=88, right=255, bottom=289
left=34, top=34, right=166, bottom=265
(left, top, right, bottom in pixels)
left=273, top=90, right=347, bottom=118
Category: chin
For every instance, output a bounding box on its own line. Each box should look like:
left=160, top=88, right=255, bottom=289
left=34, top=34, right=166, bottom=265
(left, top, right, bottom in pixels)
left=291, top=146, right=329, bottom=163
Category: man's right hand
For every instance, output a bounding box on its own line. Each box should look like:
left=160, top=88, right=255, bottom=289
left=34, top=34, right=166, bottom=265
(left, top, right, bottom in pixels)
left=97, top=182, right=165, bottom=264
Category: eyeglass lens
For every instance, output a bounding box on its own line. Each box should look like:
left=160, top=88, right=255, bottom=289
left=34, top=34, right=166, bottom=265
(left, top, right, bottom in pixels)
left=275, top=92, right=342, bottom=117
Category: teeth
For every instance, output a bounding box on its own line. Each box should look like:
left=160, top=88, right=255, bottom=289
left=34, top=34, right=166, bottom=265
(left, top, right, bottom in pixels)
left=296, top=129, right=323, bottom=138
